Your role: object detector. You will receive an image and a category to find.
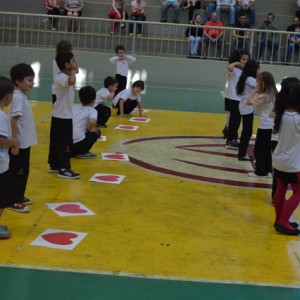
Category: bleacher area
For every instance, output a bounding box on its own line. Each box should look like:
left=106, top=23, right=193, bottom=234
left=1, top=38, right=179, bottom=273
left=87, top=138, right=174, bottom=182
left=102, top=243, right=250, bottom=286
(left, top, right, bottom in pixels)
left=0, top=0, right=299, bottom=63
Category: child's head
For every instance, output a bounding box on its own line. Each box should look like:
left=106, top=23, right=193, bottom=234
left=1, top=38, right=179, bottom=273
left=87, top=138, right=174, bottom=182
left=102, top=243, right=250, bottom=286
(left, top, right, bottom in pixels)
left=228, top=49, right=250, bottom=66
left=104, top=76, right=118, bottom=92
left=79, top=86, right=96, bottom=106
left=286, top=83, right=300, bottom=113
left=10, top=63, right=35, bottom=93
left=239, top=50, right=250, bottom=67
left=243, top=59, right=260, bottom=78
left=55, top=52, right=77, bottom=72
left=0, top=76, right=14, bottom=106
left=131, top=80, right=145, bottom=96
left=115, top=45, right=126, bottom=58
left=56, top=40, right=73, bottom=53
left=257, top=71, right=277, bottom=95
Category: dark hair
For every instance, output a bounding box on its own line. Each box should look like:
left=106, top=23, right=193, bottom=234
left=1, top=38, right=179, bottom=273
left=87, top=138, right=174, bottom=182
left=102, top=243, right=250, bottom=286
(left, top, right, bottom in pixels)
left=104, top=76, right=118, bottom=88
left=55, top=52, right=74, bottom=71
left=132, top=80, right=145, bottom=90
left=228, top=49, right=250, bottom=64
left=274, top=78, right=300, bottom=133
left=79, top=86, right=96, bottom=105
left=239, top=13, right=247, bottom=18
left=236, top=59, right=260, bottom=95
left=56, top=40, right=73, bottom=53
left=267, top=12, right=275, bottom=19
left=115, top=45, right=125, bottom=53
left=10, top=63, right=35, bottom=85
left=0, top=76, right=14, bottom=100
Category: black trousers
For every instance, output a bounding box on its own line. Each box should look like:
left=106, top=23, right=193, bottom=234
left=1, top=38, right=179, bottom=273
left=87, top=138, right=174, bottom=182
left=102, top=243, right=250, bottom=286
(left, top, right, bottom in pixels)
left=48, top=117, right=73, bottom=170
left=71, top=131, right=100, bottom=156
left=115, top=74, right=127, bottom=96
left=94, top=104, right=111, bottom=126
left=9, top=147, right=30, bottom=203
left=238, top=112, right=253, bottom=158
left=0, top=169, right=13, bottom=208
left=226, top=99, right=241, bottom=142
left=47, top=8, right=60, bottom=29
left=254, top=128, right=272, bottom=176
left=116, top=99, right=138, bottom=115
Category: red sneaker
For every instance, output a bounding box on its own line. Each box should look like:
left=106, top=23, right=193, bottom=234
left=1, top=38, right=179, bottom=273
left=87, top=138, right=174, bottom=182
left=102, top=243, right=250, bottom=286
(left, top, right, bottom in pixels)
left=8, top=203, right=30, bottom=213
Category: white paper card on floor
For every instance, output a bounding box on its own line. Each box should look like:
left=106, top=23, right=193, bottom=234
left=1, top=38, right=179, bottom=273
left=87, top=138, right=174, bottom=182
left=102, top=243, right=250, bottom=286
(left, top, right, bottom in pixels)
left=97, top=136, right=107, bottom=141
left=30, top=229, right=87, bottom=250
left=46, top=202, right=95, bottom=217
left=101, top=153, right=129, bottom=161
left=115, top=125, right=139, bottom=131
left=129, top=117, right=150, bottom=123
left=89, top=173, right=125, bottom=184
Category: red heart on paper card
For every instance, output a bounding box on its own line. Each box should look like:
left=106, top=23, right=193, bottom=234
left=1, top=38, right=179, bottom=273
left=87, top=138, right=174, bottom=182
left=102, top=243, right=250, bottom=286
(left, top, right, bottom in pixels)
left=119, top=125, right=135, bottom=130
left=95, top=175, right=120, bottom=182
left=104, top=154, right=125, bottom=160
left=133, top=118, right=147, bottom=122
left=55, top=204, right=87, bottom=214
left=41, top=232, right=78, bottom=245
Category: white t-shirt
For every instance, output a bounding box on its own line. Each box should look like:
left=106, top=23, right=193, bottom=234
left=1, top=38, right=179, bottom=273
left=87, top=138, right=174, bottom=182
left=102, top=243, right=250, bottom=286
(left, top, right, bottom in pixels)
left=273, top=112, right=300, bottom=172
left=112, top=88, right=142, bottom=106
left=0, top=109, right=11, bottom=173
left=9, top=90, right=37, bottom=149
left=53, top=72, right=74, bottom=119
left=224, top=67, right=242, bottom=101
left=52, top=58, right=60, bottom=94
left=73, top=105, right=98, bottom=143
left=253, top=93, right=275, bottom=129
left=109, top=55, right=136, bottom=77
left=239, top=77, right=256, bottom=115
left=95, top=88, right=111, bottom=106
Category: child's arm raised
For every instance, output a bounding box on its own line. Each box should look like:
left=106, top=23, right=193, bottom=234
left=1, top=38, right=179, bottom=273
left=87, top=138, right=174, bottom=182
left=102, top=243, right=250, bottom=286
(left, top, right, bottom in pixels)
left=68, top=70, right=77, bottom=86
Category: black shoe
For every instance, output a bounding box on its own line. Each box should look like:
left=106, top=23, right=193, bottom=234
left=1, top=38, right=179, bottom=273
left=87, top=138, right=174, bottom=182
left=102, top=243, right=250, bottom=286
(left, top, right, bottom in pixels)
left=238, top=155, right=253, bottom=161
left=275, top=224, right=300, bottom=236
left=57, top=169, right=81, bottom=179
left=274, top=222, right=299, bottom=228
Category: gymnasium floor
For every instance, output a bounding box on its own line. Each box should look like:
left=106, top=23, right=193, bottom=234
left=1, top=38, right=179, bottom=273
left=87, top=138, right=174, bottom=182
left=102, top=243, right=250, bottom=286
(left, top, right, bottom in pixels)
left=1, top=82, right=300, bottom=300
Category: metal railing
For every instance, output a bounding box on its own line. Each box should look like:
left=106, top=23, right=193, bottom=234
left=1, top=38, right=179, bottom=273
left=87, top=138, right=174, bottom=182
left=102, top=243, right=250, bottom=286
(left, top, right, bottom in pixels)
left=0, top=12, right=299, bottom=64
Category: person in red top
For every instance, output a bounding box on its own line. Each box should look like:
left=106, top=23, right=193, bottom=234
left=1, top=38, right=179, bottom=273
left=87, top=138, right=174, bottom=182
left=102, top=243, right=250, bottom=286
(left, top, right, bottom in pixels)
left=202, top=11, right=224, bottom=58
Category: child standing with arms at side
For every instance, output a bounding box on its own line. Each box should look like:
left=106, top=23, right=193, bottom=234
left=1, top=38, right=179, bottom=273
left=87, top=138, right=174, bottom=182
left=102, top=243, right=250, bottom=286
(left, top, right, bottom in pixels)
left=8, top=64, right=37, bottom=213
left=273, top=83, right=300, bottom=236
left=72, top=86, right=101, bottom=158
left=247, top=71, right=277, bottom=177
left=113, top=80, right=145, bottom=117
left=0, top=76, right=18, bottom=238
left=109, top=45, right=136, bottom=97
left=94, top=76, right=118, bottom=128
left=236, top=59, right=260, bottom=161
left=48, top=52, right=80, bottom=179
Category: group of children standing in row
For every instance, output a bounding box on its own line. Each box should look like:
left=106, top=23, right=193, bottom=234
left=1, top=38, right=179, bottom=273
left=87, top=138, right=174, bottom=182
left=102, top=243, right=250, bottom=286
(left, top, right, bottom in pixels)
left=223, top=49, right=300, bottom=236
left=0, top=40, right=145, bottom=238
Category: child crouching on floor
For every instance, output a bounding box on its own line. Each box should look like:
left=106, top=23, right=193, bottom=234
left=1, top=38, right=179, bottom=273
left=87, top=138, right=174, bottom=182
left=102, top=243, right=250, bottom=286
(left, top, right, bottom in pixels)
left=72, top=86, right=101, bottom=159
left=112, top=80, right=145, bottom=117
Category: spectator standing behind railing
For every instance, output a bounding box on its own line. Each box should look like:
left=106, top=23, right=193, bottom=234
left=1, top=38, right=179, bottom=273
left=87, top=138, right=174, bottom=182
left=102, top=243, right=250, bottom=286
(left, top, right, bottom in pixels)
left=160, top=0, right=181, bottom=23
left=231, top=13, right=251, bottom=51
left=236, top=0, right=255, bottom=27
left=129, top=0, right=146, bottom=37
left=108, top=0, right=128, bottom=35
left=258, top=13, right=279, bottom=63
left=185, top=14, right=203, bottom=56
left=203, top=0, right=216, bottom=22
left=284, top=16, right=300, bottom=63
left=64, top=0, right=84, bottom=32
left=44, top=0, right=61, bottom=31
left=216, top=0, right=236, bottom=26
left=202, top=11, right=224, bottom=58
left=181, top=0, right=201, bottom=24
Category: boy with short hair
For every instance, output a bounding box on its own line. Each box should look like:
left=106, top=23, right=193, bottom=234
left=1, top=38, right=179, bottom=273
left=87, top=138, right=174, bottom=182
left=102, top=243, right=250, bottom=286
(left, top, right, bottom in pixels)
left=72, top=86, right=100, bottom=159
left=48, top=52, right=80, bottom=179
left=109, top=45, right=136, bottom=96
left=0, top=76, right=18, bottom=238
left=94, top=76, right=118, bottom=128
left=112, top=80, right=145, bottom=117
left=8, top=63, right=37, bottom=213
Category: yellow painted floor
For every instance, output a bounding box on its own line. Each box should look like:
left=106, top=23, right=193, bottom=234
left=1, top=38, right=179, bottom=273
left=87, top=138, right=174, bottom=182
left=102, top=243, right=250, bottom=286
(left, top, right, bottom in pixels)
left=1, top=101, right=300, bottom=288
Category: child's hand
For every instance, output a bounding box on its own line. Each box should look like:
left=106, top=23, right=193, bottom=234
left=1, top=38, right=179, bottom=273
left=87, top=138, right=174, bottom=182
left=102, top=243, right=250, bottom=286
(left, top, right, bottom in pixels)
left=11, top=146, right=19, bottom=156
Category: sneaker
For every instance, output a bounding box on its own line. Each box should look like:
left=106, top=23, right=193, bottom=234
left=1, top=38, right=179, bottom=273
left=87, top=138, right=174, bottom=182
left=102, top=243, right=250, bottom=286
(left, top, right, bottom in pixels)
left=248, top=172, right=267, bottom=178
left=76, top=152, right=97, bottom=159
left=57, top=169, right=81, bottom=179
left=8, top=203, right=30, bottom=213
left=0, top=224, right=8, bottom=230
left=21, top=197, right=33, bottom=205
left=48, top=167, right=59, bottom=173
left=238, top=155, right=253, bottom=161
left=225, top=140, right=239, bottom=150
left=0, top=227, right=11, bottom=239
